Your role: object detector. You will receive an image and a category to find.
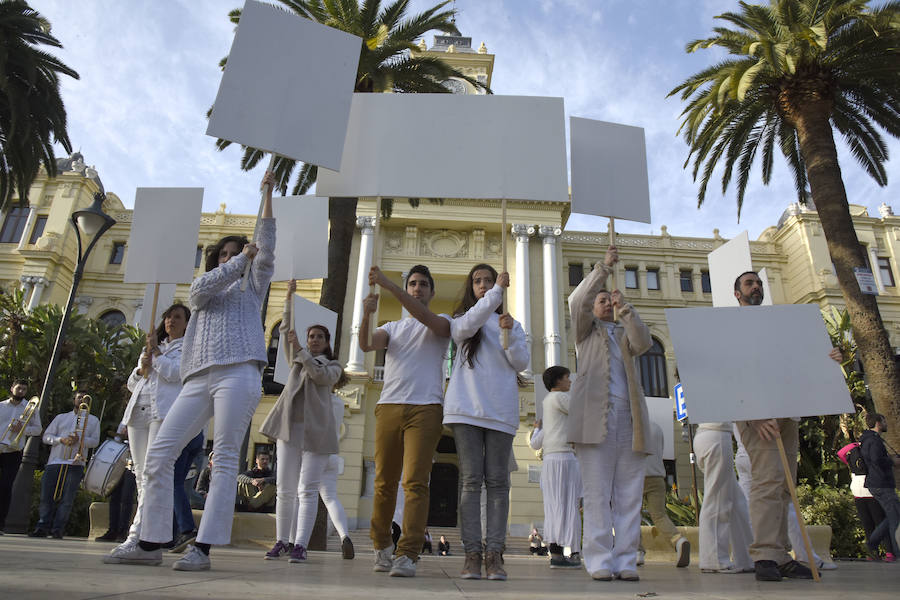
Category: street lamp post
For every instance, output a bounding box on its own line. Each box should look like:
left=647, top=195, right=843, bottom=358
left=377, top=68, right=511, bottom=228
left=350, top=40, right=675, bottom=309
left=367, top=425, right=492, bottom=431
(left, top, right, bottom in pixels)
left=4, top=192, right=116, bottom=533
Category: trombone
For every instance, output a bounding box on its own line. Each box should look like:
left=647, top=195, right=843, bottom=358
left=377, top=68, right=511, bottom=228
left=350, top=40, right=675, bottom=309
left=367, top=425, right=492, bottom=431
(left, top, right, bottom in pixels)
left=0, top=396, right=39, bottom=452
left=53, top=395, right=92, bottom=502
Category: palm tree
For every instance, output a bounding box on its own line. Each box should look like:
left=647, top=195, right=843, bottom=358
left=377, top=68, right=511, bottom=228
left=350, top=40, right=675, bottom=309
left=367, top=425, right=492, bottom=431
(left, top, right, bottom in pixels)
left=669, top=0, right=900, bottom=445
left=0, top=1, right=79, bottom=209
left=215, top=0, right=488, bottom=352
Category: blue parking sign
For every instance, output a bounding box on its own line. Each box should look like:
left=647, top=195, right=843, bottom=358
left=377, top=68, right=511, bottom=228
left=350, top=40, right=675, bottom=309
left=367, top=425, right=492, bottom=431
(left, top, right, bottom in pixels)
left=674, top=383, right=687, bottom=421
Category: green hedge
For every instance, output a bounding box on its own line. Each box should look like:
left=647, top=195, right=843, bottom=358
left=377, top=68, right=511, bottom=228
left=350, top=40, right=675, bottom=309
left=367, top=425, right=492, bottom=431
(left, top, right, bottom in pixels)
left=797, top=483, right=865, bottom=559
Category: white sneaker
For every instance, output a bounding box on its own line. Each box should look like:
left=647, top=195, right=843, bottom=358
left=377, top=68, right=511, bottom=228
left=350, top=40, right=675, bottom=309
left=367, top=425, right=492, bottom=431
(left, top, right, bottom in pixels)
left=636, top=550, right=646, bottom=566
left=373, top=547, right=393, bottom=572
left=172, top=545, right=211, bottom=571
left=103, top=540, right=162, bottom=565
left=817, top=559, right=838, bottom=571
left=675, top=536, right=691, bottom=568
left=389, top=554, right=416, bottom=577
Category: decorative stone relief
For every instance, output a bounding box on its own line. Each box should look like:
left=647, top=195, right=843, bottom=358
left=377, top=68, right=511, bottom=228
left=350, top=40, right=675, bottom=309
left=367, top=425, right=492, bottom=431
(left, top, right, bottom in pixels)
left=472, top=229, right=485, bottom=259
left=335, top=384, right=362, bottom=411
left=485, top=235, right=501, bottom=258
left=420, top=230, right=469, bottom=258
left=383, top=230, right=404, bottom=255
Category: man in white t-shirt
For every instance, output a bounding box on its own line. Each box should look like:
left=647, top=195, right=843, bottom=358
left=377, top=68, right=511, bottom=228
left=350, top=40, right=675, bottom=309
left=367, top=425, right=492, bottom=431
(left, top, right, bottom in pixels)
left=361, top=265, right=450, bottom=578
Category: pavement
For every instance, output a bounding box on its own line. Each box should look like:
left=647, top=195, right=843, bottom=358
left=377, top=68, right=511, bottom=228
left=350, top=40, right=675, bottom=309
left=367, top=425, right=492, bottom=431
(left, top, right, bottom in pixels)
left=1, top=534, right=898, bottom=599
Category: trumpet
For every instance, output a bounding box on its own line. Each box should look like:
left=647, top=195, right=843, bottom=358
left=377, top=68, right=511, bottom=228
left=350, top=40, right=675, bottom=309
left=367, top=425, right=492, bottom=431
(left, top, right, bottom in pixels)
left=0, top=396, right=39, bottom=452
left=53, top=395, right=92, bottom=502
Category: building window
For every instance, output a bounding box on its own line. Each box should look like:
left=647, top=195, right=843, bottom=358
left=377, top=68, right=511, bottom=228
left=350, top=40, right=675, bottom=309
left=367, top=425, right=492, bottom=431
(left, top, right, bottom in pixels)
left=195, top=246, right=204, bottom=269
left=99, top=310, right=126, bottom=328
left=0, top=206, right=29, bottom=243
left=701, top=270, right=712, bottom=293
left=568, top=263, right=584, bottom=286
left=28, top=216, right=47, bottom=244
left=639, top=338, right=669, bottom=397
left=647, top=268, right=660, bottom=290
left=625, top=267, right=638, bottom=289
left=680, top=269, right=693, bottom=292
left=109, top=242, right=126, bottom=265
left=878, top=257, right=895, bottom=287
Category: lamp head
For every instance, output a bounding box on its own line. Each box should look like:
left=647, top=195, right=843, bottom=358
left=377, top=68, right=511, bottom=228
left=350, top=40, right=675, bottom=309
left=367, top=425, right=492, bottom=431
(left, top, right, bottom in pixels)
left=72, top=192, right=115, bottom=238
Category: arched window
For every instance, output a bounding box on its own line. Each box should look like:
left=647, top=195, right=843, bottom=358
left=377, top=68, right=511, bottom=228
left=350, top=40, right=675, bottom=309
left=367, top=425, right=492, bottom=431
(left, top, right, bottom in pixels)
left=639, top=337, right=669, bottom=397
left=99, top=310, right=126, bottom=328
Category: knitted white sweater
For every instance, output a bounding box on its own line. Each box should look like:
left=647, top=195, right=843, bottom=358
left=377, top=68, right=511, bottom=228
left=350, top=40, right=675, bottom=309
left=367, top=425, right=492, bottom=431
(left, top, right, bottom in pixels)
left=180, top=218, right=275, bottom=382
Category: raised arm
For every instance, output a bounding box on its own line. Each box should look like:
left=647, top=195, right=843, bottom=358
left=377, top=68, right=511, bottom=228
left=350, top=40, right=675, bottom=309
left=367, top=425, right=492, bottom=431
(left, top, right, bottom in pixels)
left=451, top=276, right=507, bottom=342
left=612, top=291, right=652, bottom=356
left=296, top=351, right=343, bottom=387
left=370, top=266, right=450, bottom=338
left=359, top=293, right=389, bottom=352
left=568, top=246, right=618, bottom=344
left=498, top=315, right=529, bottom=372
left=190, top=252, right=250, bottom=310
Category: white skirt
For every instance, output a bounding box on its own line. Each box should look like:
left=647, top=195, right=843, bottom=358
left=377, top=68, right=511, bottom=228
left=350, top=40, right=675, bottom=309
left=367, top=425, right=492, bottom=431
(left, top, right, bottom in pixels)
left=540, top=452, right=583, bottom=550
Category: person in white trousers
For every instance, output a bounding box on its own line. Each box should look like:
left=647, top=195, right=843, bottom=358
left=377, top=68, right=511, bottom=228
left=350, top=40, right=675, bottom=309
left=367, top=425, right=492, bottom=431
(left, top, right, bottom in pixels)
left=260, top=280, right=346, bottom=563
left=105, top=170, right=275, bottom=571
left=533, top=365, right=583, bottom=569
left=105, top=303, right=189, bottom=555
left=567, top=245, right=653, bottom=582
left=694, top=422, right=754, bottom=573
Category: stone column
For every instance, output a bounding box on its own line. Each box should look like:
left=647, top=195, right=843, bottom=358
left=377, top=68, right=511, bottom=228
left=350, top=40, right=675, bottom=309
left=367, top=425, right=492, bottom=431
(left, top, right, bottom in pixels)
left=540, top=226, right=562, bottom=369
left=16, top=206, right=37, bottom=251
left=346, top=216, right=377, bottom=374
left=26, top=277, right=48, bottom=312
left=512, top=224, right=534, bottom=377
left=869, top=246, right=886, bottom=293
left=400, top=271, right=410, bottom=318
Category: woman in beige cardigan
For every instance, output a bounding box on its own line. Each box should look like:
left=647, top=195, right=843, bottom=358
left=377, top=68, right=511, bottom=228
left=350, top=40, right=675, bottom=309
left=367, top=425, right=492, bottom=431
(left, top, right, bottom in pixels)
left=260, top=280, right=346, bottom=563
left=567, top=245, right=652, bottom=582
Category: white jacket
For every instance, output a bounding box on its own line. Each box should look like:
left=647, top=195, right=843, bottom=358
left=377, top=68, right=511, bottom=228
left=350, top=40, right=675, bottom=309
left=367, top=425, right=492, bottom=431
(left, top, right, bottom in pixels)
left=443, top=285, right=530, bottom=435
left=121, top=337, right=184, bottom=425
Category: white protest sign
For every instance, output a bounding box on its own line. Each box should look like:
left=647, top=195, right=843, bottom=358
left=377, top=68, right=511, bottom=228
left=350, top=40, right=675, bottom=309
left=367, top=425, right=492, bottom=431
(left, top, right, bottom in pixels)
left=316, top=94, right=568, bottom=201
left=271, top=196, right=328, bottom=282
left=273, top=295, right=338, bottom=385
left=206, top=0, right=360, bottom=169
left=136, top=283, right=176, bottom=333
left=570, top=117, right=651, bottom=223
left=707, top=231, right=752, bottom=307
left=124, top=188, right=203, bottom=284
left=758, top=267, right=774, bottom=305
left=664, top=305, right=853, bottom=422
left=646, top=397, right=675, bottom=460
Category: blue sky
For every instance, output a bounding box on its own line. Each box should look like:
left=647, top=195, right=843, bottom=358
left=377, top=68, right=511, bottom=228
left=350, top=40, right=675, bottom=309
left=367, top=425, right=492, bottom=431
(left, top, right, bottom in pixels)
left=29, top=0, right=899, bottom=240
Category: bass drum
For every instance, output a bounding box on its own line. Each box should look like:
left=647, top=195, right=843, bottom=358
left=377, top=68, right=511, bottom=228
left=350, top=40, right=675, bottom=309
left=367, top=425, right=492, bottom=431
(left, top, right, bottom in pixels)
left=83, top=438, right=130, bottom=496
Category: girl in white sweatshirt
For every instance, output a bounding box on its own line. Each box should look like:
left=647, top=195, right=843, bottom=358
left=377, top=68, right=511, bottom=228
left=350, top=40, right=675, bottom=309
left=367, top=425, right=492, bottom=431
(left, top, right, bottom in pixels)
left=443, top=263, right=529, bottom=581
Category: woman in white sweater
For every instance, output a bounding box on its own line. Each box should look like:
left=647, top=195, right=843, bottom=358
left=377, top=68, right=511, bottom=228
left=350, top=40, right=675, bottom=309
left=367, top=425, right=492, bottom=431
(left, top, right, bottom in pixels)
left=444, top=263, right=529, bottom=581
left=108, top=303, right=189, bottom=549
left=259, top=279, right=346, bottom=563
left=106, top=170, right=275, bottom=571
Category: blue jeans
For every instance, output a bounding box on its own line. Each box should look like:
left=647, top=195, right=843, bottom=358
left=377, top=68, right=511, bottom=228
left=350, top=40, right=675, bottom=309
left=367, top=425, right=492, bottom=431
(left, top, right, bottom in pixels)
left=173, top=432, right=204, bottom=535
left=868, top=487, right=900, bottom=556
left=452, top=424, right=513, bottom=554
left=37, top=464, right=84, bottom=535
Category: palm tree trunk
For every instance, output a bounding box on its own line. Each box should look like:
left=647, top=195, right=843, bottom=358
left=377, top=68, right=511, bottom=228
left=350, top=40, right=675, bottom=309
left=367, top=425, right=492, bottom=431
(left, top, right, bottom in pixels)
left=319, top=197, right=358, bottom=357
left=793, top=104, right=900, bottom=453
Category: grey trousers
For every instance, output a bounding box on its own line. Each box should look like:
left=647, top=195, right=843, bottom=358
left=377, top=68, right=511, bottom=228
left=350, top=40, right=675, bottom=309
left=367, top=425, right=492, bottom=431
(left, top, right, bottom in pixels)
left=452, top=424, right=513, bottom=553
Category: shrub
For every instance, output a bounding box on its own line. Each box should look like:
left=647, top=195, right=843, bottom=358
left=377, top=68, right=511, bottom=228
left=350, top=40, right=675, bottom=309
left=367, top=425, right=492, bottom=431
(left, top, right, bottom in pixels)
left=796, top=483, right=865, bottom=558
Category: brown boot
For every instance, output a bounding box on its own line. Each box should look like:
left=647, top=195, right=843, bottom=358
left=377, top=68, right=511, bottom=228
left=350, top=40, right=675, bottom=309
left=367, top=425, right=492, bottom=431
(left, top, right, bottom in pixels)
left=461, top=551, right=482, bottom=579
left=485, top=551, right=508, bottom=580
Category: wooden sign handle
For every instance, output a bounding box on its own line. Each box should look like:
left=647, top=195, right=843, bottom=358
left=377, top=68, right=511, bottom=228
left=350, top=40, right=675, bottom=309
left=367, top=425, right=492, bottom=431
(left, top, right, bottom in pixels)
left=609, top=216, right=618, bottom=322
left=501, top=198, right=509, bottom=350
left=144, top=283, right=160, bottom=379
left=367, top=198, right=382, bottom=348
left=241, top=154, right=278, bottom=291
left=776, top=434, right=821, bottom=582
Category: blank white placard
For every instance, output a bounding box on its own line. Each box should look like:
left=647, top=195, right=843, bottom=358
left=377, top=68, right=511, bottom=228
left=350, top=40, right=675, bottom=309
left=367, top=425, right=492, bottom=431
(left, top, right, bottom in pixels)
left=272, top=196, right=328, bottom=282
left=124, top=188, right=203, bottom=284
left=758, top=267, right=774, bottom=306
left=645, top=397, right=675, bottom=460
left=316, top=93, right=568, bottom=202
left=570, top=117, right=651, bottom=223
left=273, top=295, right=338, bottom=385
left=136, top=283, right=176, bottom=333
left=665, top=305, right=853, bottom=422
left=707, top=231, right=752, bottom=307
left=206, top=0, right=360, bottom=169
